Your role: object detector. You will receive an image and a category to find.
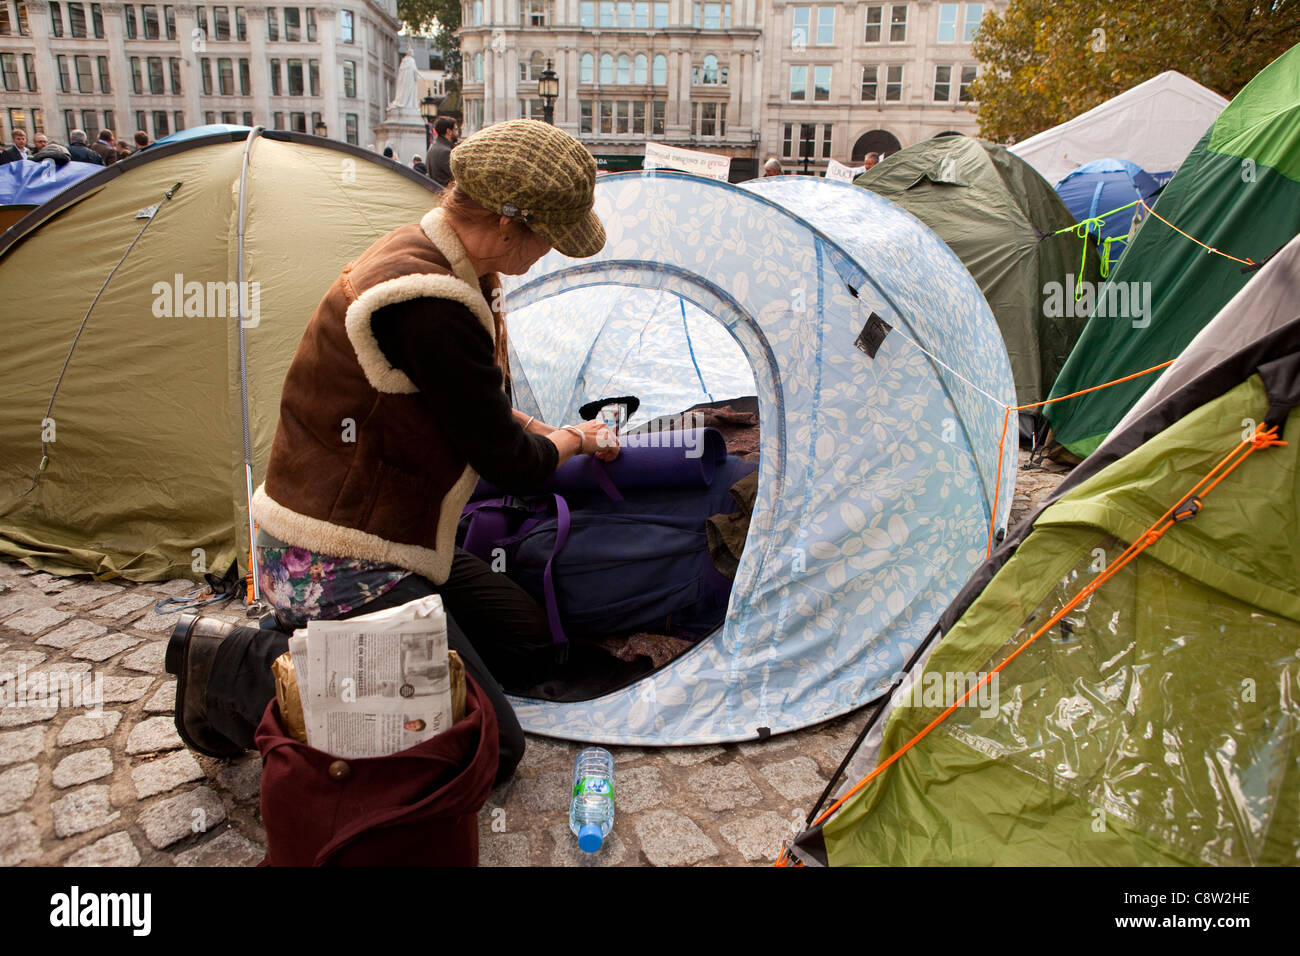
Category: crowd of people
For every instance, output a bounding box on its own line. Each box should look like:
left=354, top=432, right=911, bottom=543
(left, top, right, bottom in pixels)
left=0, top=126, right=153, bottom=167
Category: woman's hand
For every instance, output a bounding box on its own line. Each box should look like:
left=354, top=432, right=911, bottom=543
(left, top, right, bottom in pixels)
left=572, top=420, right=620, bottom=461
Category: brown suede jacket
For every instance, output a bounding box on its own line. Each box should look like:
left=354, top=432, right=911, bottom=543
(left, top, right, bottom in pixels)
left=252, top=207, right=555, bottom=585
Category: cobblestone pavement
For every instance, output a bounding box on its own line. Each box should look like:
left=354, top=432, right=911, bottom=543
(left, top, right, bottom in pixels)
left=0, top=451, right=1067, bottom=867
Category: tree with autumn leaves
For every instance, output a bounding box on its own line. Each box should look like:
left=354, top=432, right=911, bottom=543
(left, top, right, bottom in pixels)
left=970, top=0, right=1299, bottom=143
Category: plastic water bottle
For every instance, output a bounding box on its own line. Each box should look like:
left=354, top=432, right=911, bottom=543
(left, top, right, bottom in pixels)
left=569, top=747, right=615, bottom=853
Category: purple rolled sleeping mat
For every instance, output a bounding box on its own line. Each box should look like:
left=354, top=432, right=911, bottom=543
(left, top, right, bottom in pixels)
left=471, top=427, right=728, bottom=500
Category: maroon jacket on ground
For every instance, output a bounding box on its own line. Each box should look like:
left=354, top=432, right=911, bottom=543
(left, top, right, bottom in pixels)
left=256, top=674, right=499, bottom=866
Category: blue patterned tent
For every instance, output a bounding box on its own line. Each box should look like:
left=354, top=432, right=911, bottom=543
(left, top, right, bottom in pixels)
left=501, top=172, right=1017, bottom=744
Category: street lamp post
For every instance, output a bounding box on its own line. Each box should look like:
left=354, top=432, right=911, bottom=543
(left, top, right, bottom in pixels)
left=801, top=125, right=814, bottom=175
left=538, top=59, right=560, bottom=125
left=420, top=95, right=440, bottom=147
left=313, top=120, right=328, bottom=138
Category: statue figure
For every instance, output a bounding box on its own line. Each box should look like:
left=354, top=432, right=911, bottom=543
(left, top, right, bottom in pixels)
left=390, top=46, right=420, bottom=111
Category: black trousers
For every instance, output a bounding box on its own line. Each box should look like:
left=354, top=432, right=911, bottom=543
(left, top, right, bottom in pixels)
left=204, top=549, right=555, bottom=786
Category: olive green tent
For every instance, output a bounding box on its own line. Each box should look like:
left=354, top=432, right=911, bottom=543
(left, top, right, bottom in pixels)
left=1045, top=43, right=1300, bottom=458
left=788, top=235, right=1300, bottom=866
left=853, top=135, right=1100, bottom=411
left=0, top=130, right=440, bottom=582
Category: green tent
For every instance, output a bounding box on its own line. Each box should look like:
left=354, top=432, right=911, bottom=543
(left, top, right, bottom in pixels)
left=0, top=130, right=440, bottom=582
left=853, top=135, right=1099, bottom=411
left=788, top=235, right=1300, bottom=866
left=1045, top=43, right=1300, bottom=458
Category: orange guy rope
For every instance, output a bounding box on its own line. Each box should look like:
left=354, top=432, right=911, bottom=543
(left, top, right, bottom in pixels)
left=984, top=359, right=1176, bottom=556
left=1138, top=200, right=1256, bottom=267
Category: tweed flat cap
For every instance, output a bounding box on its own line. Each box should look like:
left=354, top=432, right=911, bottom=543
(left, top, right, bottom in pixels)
left=450, top=119, right=606, bottom=258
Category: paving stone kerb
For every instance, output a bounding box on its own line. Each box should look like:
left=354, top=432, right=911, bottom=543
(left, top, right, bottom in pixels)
left=0, top=453, right=1066, bottom=866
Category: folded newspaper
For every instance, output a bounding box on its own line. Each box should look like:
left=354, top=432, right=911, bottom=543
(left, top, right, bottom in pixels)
left=287, top=595, right=454, bottom=759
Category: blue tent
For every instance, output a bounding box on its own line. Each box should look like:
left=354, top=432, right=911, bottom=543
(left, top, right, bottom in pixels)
left=500, top=173, right=1017, bottom=744
left=1055, top=158, right=1163, bottom=263
left=153, top=123, right=252, bottom=146
left=0, top=159, right=100, bottom=209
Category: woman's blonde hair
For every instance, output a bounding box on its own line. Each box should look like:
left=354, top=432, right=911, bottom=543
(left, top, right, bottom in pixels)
left=438, top=183, right=533, bottom=380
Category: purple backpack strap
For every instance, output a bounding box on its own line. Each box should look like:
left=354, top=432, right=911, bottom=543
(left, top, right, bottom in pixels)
left=541, top=493, right=572, bottom=657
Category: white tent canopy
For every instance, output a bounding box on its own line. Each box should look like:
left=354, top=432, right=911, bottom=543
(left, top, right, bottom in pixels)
left=1009, top=71, right=1228, bottom=185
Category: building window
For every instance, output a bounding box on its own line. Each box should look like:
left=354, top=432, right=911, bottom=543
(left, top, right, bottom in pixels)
left=653, top=1, right=666, bottom=27
left=964, top=3, right=983, bottom=41
left=816, top=6, right=833, bottom=44
left=195, top=5, right=206, bottom=36
left=860, top=65, right=877, bottom=100
left=822, top=123, right=832, bottom=158
left=798, top=122, right=815, bottom=164
left=631, top=99, right=645, bottom=133
left=93, top=54, right=109, bottom=92
left=68, top=1, right=86, bottom=36
left=135, top=109, right=147, bottom=135
left=174, top=110, right=184, bottom=131
left=141, top=3, right=158, bottom=38
left=340, top=8, right=353, bottom=41
left=959, top=65, right=977, bottom=101
left=240, top=57, right=251, bottom=95
left=49, top=1, right=63, bottom=36
left=791, top=6, right=807, bottom=46
left=236, top=5, right=246, bottom=39
left=123, top=3, right=136, bottom=38
left=782, top=122, right=793, bottom=158
left=617, top=0, right=630, bottom=27
left=163, top=3, right=174, bottom=38
left=598, top=0, right=612, bottom=26
left=63, top=110, right=75, bottom=140
left=517, top=97, right=544, bottom=120
left=214, top=5, right=230, bottom=39
left=103, top=108, right=113, bottom=130
left=308, top=58, right=318, bottom=95
left=207, top=110, right=218, bottom=125
left=91, top=2, right=104, bottom=35
left=885, top=63, right=902, bottom=100
left=698, top=101, right=725, bottom=136
left=789, top=65, right=806, bottom=102
left=287, top=58, right=303, bottom=95
left=471, top=0, right=481, bottom=25
left=527, top=0, right=545, bottom=26
left=267, top=6, right=278, bottom=40
left=933, top=64, right=951, bottom=100
left=129, top=56, right=142, bottom=94
left=937, top=3, right=957, bottom=43
left=56, top=54, right=70, bottom=92
left=596, top=100, right=610, bottom=134
left=200, top=57, right=212, bottom=95
left=813, top=65, right=830, bottom=101
left=169, top=57, right=181, bottom=93
left=284, top=6, right=300, bottom=40
left=520, top=49, right=544, bottom=82
left=634, top=0, right=648, bottom=27
left=616, top=53, right=630, bottom=84
left=472, top=52, right=482, bottom=83
left=696, top=54, right=721, bottom=85
left=599, top=53, right=613, bottom=85
left=24, top=54, right=38, bottom=91
left=306, top=6, right=315, bottom=40
left=0, top=54, right=16, bottom=92
left=17, top=2, right=31, bottom=35
left=580, top=53, right=593, bottom=84
left=1, top=5, right=13, bottom=35
left=290, top=111, right=305, bottom=132
left=310, top=109, right=320, bottom=131
left=889, top=3, right=907, bottom=42
left=634, top=53, right=646, bottom=84
left=651, top=100, right=665, bottom=134
left=343, top=60, right=355, bottom=97
left=579, top=1, right=593, bottom=26
left=345, top=112, right=358, bottom=144
left=218, top=56, right=233, bottom=95
left=579, top=99, right=592, bottom=134
left=152, top=110, right=169, bottom=137
left=270, top=58, right=281, bottom=94
left=146, top=55, right=162, bottom=94
left=652, top=54, right=666, bottom=86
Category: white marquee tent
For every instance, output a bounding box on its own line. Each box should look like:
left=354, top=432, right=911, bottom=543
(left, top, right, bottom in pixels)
left=1009, top=71, right=1228, bottom=185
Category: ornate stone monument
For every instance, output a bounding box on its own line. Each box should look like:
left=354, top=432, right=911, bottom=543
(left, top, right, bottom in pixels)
left=372, top=45, right=428, bottom=164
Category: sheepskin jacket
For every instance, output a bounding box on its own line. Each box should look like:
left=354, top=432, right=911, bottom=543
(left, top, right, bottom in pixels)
left=252, top=207, right=499, bottom=585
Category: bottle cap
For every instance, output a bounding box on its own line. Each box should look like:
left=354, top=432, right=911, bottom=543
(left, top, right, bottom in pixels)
left=577, top=823, right=604, bottom=853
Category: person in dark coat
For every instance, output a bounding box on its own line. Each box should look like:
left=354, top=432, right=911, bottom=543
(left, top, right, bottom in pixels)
left=67, top=129, right=105, bottom=165
left=412, top=155, right=427, bottom=175
left=424, top=116, right=458, bottom=187
left=0, top=127, right=29, bottom=164
left=91, top=129, right=118, bottom=165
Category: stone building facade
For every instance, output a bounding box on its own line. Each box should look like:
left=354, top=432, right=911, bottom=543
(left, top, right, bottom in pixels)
left=0, top=0, right=399, bottom=146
